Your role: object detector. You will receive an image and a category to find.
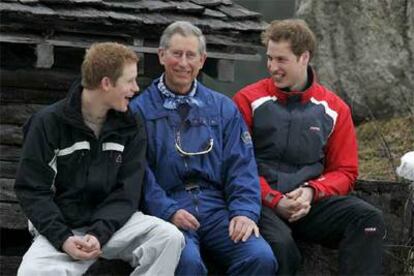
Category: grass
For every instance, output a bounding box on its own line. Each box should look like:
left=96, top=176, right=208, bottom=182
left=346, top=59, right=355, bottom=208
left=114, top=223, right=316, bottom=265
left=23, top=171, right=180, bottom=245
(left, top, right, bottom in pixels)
left=356, top=115, right=414, bottom=181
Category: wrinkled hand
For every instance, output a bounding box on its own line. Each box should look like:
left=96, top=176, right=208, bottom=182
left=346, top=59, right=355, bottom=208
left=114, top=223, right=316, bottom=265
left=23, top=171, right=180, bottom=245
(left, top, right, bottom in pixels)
left=229, top=216, right=259, bottom=243
left=171, top=209, right=200, bottom=231
left=273, top=195, right=305, bottom=220
left=82, top=234, right=101, bottom=253
left=62, top=235, right=101, bottom=260
left=285, top=187, right=314, bottom=222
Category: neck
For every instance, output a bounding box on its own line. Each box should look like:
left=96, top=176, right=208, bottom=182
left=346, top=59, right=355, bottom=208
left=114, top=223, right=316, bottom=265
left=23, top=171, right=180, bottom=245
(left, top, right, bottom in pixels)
left=81, top=88, right=108, bottom=127
left=290, top=69, right=309, bottom=92
left=164, top=78, right=193, bottom=96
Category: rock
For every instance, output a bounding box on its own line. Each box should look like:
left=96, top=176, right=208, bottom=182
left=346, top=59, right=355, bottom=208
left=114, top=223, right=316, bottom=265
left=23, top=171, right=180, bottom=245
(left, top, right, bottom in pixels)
left=296, top=0, right=414, bottom=123
left=396, top=151, right=414, bottom=181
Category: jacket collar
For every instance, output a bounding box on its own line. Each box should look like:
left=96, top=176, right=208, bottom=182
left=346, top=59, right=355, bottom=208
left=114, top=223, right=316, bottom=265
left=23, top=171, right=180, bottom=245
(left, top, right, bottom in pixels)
left=61, top=78, right=136, bottom=132
left=142, top=77, right=215, bottom=119
left=269, top=66, right=319, bottom=104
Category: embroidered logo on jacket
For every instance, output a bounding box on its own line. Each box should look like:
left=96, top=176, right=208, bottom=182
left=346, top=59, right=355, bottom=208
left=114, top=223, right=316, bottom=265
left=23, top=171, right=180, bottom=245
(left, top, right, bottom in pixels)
left=115, top=154, right=122, bottom=164
left=241, top=131, right=252, bottom=145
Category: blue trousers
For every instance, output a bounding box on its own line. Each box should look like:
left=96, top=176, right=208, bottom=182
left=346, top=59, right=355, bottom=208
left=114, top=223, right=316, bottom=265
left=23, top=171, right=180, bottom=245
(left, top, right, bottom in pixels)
left=171, top=188, right=278, bottom=276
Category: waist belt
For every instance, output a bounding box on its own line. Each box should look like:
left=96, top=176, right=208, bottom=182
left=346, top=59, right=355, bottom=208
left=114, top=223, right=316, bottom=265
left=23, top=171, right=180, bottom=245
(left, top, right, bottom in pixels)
left=168, top=179, right=214, bottom=194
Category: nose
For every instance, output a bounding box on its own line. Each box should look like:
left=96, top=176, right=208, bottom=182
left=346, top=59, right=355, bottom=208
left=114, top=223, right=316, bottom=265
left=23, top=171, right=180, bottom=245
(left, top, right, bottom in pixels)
left=133, top=80, right=139, bottom=93
left=177, top=55, right=190, bottom=66
left=268, top=59, right=279, bottom=72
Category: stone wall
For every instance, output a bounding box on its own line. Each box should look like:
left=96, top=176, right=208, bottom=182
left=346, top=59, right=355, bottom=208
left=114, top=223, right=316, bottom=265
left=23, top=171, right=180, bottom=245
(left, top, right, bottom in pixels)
left=296, top=0, right=414, bottom=123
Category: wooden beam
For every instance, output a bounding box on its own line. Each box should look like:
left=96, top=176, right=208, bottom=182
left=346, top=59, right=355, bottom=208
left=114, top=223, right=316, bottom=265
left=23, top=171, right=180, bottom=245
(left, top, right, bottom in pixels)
left=203, top=58, right=235, bottom=82
left=0, top=160, right=18, bottom=179
left=0, top=256, right=22, bottom=276
left=133, top=38, right=144, bottom=76
left=0, top=202, right=27, bottom=229
left=0, top=124, right=23, bottom=146
left=35, top=43, right=54, bottom=69
left=0, top=178, right=17, bottom=202
left=217, top=59, right=235, bottom=82
left=0, top=145, right=22, bottom=162
left=0, top=68, right=77, bottom=91
left=0, top=32, right=261, bottom=61
left=0, top=104, right=45, bottom=125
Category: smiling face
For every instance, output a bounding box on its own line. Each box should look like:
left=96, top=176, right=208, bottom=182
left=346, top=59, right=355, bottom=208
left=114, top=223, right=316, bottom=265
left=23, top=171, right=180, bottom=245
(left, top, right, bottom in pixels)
left=105, top=62, right=139, bottom=112
left=266, top=40, right=309, bottom=91
left=158, top=33, right=206, bottom=95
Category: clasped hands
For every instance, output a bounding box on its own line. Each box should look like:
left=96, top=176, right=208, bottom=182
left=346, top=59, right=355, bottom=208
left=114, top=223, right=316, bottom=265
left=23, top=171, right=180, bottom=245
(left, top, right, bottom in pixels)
left=171, top=209, right=259, bottom=243
left=62, top=234, right=102, bottom=261
left=274, top=186, right=314, bottom=223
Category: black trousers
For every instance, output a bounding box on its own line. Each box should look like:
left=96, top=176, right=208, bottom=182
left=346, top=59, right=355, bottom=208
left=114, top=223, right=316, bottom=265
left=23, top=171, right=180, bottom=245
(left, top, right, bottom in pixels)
left=259, top=196, right=385, bottom=276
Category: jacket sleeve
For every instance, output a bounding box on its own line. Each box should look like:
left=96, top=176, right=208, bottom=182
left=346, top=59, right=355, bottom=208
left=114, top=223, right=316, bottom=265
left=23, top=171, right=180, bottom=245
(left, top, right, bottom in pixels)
left=221, top=101, right=261, bottom=223
left=143, top=166, right=180, bottom=221
left=14, top=114, right=73, bottom=250
left=86, top=115, right=147, bottom=247
left=307, top=104, right=358, bottom=201
left=233, top=92, right=284, bottom=209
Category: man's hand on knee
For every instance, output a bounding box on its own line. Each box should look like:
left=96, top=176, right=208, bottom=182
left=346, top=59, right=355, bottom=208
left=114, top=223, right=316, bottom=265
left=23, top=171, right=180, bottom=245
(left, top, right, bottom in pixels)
left=171, top=209, right=200, bottom=231
left=229, top=216, right=259, bottom=243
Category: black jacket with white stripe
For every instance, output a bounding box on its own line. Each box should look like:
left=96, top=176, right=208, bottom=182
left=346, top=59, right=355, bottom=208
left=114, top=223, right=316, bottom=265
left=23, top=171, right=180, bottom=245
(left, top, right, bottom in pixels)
left=14, top=79, right=147, bottom=250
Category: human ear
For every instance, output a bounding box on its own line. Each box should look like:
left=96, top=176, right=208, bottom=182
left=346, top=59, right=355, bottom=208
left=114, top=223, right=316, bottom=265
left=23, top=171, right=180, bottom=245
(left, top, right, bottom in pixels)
left=301, top=51, right=310, bottom=65
left=158, top=48, right=166, bottom=65
left=101, top=76, right=113, bottom=91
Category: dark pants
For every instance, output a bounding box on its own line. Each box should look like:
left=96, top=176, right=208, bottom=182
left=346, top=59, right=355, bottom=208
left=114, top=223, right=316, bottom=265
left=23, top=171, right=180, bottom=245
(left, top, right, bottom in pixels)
left=259, top=196, right=385, bottom=276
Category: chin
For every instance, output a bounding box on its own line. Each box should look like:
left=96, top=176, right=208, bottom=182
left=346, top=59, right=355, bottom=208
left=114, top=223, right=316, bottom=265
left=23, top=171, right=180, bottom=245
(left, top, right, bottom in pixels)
left=274, top=81, right=287, bottom=89
left=115, top=105, right=128, bottom=113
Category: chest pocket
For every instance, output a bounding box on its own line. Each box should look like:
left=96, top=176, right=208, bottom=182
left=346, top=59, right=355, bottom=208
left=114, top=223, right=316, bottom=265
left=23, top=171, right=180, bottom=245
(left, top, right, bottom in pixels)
left=177, top=116, right=219, bottom=155
left=294, top=106, right=333, bottom=163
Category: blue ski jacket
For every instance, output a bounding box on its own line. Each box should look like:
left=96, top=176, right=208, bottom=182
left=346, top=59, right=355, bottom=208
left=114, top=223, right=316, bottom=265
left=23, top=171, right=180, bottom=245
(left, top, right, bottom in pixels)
left=129, top=78, right=261, bottom=223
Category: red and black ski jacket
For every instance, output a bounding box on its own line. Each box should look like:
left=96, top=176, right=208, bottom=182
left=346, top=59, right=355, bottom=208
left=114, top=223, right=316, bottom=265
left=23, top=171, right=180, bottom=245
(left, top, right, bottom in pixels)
left=233, top=68, right=358, bottom=208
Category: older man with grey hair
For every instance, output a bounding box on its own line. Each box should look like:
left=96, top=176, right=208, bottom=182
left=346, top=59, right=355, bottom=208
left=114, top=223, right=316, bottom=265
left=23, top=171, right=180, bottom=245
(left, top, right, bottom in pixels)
left=130, top=21, right=278, bottom=275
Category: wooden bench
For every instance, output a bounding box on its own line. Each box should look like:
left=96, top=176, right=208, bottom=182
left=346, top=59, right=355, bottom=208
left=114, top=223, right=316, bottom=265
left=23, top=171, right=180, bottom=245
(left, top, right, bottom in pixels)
left=1, top=179, right=412, bottom=275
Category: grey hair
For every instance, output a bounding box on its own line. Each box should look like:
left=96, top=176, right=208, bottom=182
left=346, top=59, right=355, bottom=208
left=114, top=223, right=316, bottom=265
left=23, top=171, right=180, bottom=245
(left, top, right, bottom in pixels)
left=159, top=21, right=207, bottom=54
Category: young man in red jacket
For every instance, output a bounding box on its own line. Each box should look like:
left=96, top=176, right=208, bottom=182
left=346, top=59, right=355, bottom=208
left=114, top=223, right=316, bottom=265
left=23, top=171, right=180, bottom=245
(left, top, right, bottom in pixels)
left=234, top=19, right=385, bottom=275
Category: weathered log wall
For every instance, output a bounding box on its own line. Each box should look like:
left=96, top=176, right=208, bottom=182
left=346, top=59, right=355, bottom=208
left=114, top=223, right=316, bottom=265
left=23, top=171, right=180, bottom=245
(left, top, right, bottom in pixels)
left=1, top=31, right=413, bottom=276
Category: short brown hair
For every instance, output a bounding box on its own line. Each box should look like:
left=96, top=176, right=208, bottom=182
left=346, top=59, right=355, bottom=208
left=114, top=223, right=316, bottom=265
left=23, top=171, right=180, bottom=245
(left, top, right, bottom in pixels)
left=81, top=42, right=139, bottom=89
left=261, top=19, right=316, bottom=60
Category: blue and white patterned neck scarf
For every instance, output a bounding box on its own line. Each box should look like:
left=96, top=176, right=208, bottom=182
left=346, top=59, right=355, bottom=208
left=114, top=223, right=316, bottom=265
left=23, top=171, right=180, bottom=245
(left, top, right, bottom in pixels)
left=158, top=74, right=202, bottom=110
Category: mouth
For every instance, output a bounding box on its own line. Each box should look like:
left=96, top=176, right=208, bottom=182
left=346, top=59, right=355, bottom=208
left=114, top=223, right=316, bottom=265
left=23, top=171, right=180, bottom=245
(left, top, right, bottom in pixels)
left=124, top=95, right=133, bottom=102
left=175, top=69, right=190, bottom=76
left=272, top=71, right=285, bottom=82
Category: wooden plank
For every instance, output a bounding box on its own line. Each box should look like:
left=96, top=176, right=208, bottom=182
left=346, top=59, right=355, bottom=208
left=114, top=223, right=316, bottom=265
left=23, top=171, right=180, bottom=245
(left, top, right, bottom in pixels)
left=35, top=43, right=54, bottom=69
left=0, top=145, right=22, bottom=162
left=0, top=202, right=27, bottom=229
left=170, top=1, right=204, bottom=13
left=0, top=32, right=261, bottom=61
left=218, top=4, right=261, bottom=19
left=0, top=2, right=55, bottom=15
left=0, top=256, right=22, bottom=276
left=217, top=59, right=234, bottom=82
left=0, top=104, right=45, bottom=125
left=67, top=0, right=103, bottom=4
left=50, top=7, right=108, bottom=21
left=0, top=125, right=23, bottom=146
left=0, top=160, right=18, bottom=179
left=19, top=0, right=39, bottom=4
left=0, top=178, right=17, bottom=202
left=102, top=0, right=174, bottom=12
left=203, top=8, right=226, bottom=19
left=133, top=38, right=145, bottom=76
left=190, top=0, right=223, bottom=7
left=0, top=68, right=77, bottom=91
left=0, top=86, right=66, bottom=104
